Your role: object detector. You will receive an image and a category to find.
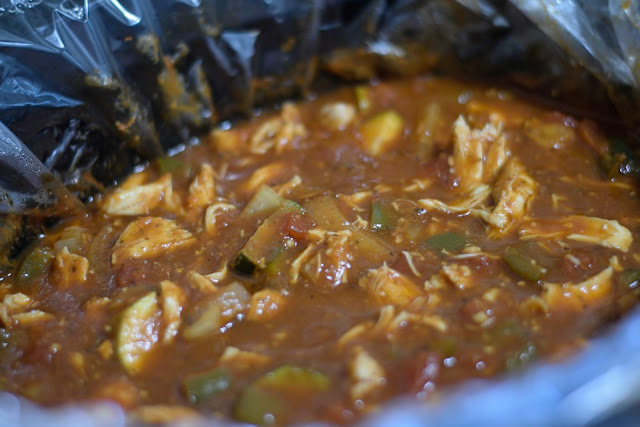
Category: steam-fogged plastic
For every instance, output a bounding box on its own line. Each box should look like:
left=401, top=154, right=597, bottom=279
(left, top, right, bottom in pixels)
left=1, top=0, right=640, bottom=425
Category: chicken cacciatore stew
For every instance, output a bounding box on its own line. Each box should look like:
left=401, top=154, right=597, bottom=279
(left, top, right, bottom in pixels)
left=2, top=76, right=640, bottom=426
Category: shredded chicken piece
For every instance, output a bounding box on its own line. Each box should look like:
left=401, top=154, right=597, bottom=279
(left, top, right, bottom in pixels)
left=403, top=178, right=434, bottom=192
left=372, top=305, right=397, bottom=333
left=249, top=103, right=307, bottom=154
left=472, top=310, right=494, bottom=327
left=340, top=191, right=373, bottom=212
left=416, top=314, right=448, bottom=332
left=188, top=271, right=218, bottom=293
left=274, top=175, right=302, bottom=196
left=160, top=281, right=185, bottom=343
left=50, top=247, right=89, bottom=288
left=543, top=265, right=614, bottom=311
left=0, top=293, right=30, bottom=320
left=186, top=164, right=216, bottom=208
left=388, top=311, right=448, bottom=333
left=338, top=322, right=374, bottom=348
left=388, top=310, right=414, bottom=332
left=160, top=183, right=184, bottom=215
left=219, top=346, right=271, bottom=371
left=322, top=231, right=353, bottom=285
left=451, top=251, right=499, bottom=260
left=482, top=288, right=501, bottom=303
left=306, top=228, right=333, bottom=241
left=441, top=263, right=475, bottom=290
left=359, top=264, right=423, bottom=306
left=349, top=347, right=386, bottom=400
left=188, top=265, right=228, bottom=293
left=103, top=173, right=174, bottom=216
left=424, top=273, right=449, bottom=291
left=402, top=251, right=423, bottom=277
left=484, top=122, right=509, bottom=180
left=425, top=293, right=442, bottom=308
left=475, top=158, right=536, bottom=237
left=206, top=265, right=229, bottom=283
left=243, top=162, right=294, bottom=194
left=418, top=184, right=491, bottom=214
left=338, top=306, right=401, bottom=347
left=610, top=256, right=623, bottom=272
left=320, top=102, right=356, bottom=130
left=451, top=115, right=508, bottom=190
left=290, top=243, right=321, bottom=283
left=12, top=310, right=54, bottom=326
left=247, top=289, right=286, bottom=321
left=112, top=217, right=197, bottom=265
left=520, top=215, right=632, bottom=252
left=374, top=184, right=393, bottom=193
left=0, top=293, right=53, bottom=328
left=250, top=120, right=283, bottom=154
left=302, top=230, right=354, bottom=288
left=204, top=202, right=237, bottom=235
left=353, top=215, right=369, bottom=229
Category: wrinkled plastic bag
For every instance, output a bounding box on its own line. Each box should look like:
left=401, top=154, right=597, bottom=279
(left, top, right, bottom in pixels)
left=1, top=0, right=640, bottom=425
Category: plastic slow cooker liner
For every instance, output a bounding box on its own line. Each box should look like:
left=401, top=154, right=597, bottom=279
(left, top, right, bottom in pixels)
left=0, top=0, right=639, bottom=425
